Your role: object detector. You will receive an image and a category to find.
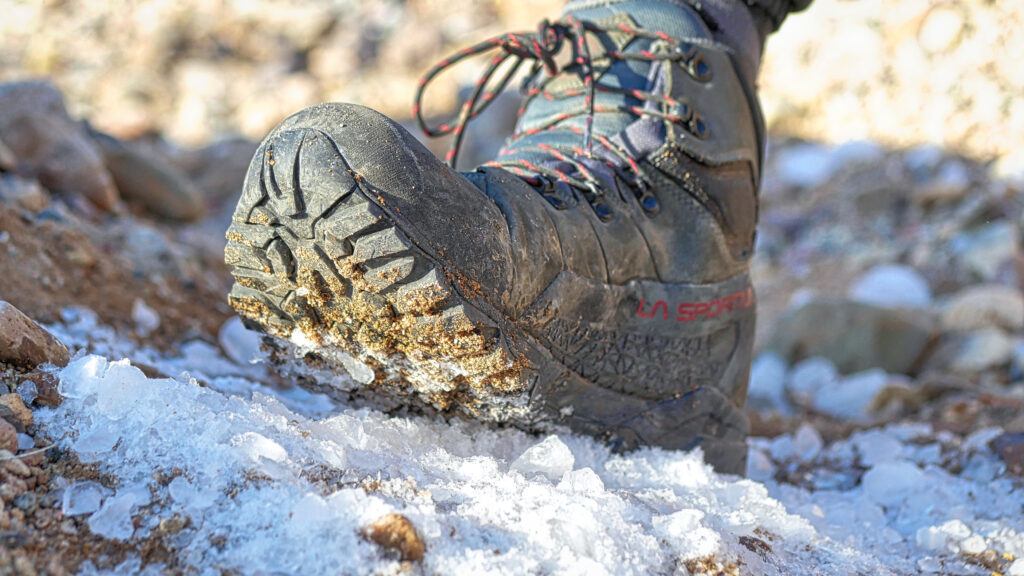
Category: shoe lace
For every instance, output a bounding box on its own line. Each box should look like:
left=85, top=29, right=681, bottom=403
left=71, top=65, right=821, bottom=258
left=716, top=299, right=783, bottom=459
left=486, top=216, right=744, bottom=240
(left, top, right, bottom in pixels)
left=413, top=17, right=712, bottom=219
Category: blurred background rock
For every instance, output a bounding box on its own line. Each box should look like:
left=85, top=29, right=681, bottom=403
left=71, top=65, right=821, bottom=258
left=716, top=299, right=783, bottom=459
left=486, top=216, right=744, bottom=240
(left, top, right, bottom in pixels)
left=2, top=0, right=1021, bottom=176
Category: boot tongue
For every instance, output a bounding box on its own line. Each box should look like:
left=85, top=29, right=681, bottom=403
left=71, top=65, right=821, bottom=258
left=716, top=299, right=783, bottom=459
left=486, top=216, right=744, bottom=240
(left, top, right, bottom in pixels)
left=507, top=0, right=713, bottom=153
left=562, top=0, right=711, bottom=45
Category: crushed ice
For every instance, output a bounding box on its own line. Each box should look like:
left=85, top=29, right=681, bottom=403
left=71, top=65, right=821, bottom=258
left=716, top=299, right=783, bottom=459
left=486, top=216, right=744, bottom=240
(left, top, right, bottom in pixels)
left=32, top=310, right=1024, bottom=575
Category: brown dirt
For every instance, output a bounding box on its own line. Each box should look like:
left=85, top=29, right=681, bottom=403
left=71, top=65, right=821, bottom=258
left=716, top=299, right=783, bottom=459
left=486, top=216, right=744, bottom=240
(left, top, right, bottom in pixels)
left=0, top=205, right=232, bottom=349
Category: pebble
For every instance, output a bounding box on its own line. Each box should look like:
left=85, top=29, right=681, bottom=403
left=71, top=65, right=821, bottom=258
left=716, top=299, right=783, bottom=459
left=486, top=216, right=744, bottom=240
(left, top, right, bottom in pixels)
left=950, top=221, right=1019, bottom=281
left=91, top=129, right=206, bottom=221
left=928, top=328, right=1015, bottom=374
left=0, top=393, right=34, bottom=429
left=941, top=284, right=1024, bottom=331
left=363, top=513, right=426, bottom=562
left=0, top=417, right=17, bottom=453
left=0, top=174, right=49, bottom=212
left=0, top=134, right=15, bottom=171
left=767, top=297, right=935, bottom=375
left=0, top=300, right=70, bottom=368
left=747, top=352, right=790, bottom=412
left=991, top=432, right=1024, bottom=475
left=0, top=80, right=118, bottom=210
left=848, top=264, right=932, bottom=309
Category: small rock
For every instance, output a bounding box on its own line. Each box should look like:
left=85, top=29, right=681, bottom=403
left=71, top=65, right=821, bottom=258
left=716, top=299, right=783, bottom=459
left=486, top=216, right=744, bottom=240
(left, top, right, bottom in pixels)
left=848, top=264, right=932, bottom=309
left=0, top=174, right=48, bottom=212
left=991, top=432, right=1024, bottom=476
left=0, top=393, right=33, bottom=429
left=0, top=134, right=15, bottom=171
left=786, top=356, right=839, bottom=406
left=20, top=370, right=62, bottom=407
left=747, top=352, right=789, bottom=412
left=942, top=284, right=1024, bottom=331
left=926, top=328, right=1015, bottom=374
left=0, top=449, right=31, bottom=477
left=0, top=81, right=118, bottom=210
left=0, top=418, right=16, bottom=453
left=950, top=221, right=1019, bottom=281
left=0, top=405, right=24, bottom=433
left=363, top=513, right=426, bottom=562
left=767, top=297, right=936, bottom=375
left=0, top=300, right=70, bottom=368
left=131, top=299, right=161, bottom=336
left=913, top=160, right=971, bottom=205
left=91, top=130, right=205, bottom=221
left=813, top=368, right=902, bottom=422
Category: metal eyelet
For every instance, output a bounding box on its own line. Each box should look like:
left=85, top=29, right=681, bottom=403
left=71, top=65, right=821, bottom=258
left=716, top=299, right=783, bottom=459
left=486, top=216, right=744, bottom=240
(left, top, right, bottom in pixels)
left=690, top=114, right=710, bottom=139
left=592, top=200, right=614, bottom=222
left=639, top=194, right=661, bottom=215
left=688, top=52, right=712, bottom=82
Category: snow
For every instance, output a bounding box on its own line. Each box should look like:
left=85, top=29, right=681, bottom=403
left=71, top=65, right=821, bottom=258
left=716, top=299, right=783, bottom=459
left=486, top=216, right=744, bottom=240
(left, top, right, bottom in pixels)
left=33, top=310, right=1024, bottom=575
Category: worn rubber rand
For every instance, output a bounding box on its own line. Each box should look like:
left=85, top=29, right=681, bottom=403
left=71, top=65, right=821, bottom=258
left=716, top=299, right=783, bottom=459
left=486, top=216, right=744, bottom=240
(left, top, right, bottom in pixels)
left=225, top=128, right=531, bottom=420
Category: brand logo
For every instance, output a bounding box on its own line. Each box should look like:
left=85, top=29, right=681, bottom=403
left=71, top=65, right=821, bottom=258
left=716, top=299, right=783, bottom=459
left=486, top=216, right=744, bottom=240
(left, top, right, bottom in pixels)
left=636, top=288, right=754, bottom=322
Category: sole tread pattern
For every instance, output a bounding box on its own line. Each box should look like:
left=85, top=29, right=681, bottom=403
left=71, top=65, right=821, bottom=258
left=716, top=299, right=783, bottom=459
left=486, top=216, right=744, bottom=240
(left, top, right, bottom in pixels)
left=225, top=127, right=523, bottom=417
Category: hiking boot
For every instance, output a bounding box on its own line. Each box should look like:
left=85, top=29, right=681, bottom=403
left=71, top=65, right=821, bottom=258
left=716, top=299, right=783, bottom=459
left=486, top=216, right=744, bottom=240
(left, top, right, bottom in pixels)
left=225, top=0, right=766, bottom=474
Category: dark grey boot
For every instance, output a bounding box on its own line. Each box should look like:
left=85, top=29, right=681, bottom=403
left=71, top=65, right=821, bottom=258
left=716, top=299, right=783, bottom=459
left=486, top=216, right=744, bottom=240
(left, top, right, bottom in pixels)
left=226, top=0, right=767, bottom=474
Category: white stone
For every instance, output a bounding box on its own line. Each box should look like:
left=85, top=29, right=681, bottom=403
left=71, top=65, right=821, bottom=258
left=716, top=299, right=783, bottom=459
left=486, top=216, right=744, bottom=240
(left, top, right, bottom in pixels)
left=792, top=423, right=823, bottom=462
left=848, top=264, right=932, bottom=309
left=1008, top=558, right=1024, bottom=576
left=948, top=329, right=1014, bottom=373
left=942, top=284, right=1024, bottom=332
left=748, top=352, right=789, bottom=411
left=786, top=357, right=839, bottom=405
left=131, top=298, right=161, bottom=336
left=813, top=369, right=894, bottom=422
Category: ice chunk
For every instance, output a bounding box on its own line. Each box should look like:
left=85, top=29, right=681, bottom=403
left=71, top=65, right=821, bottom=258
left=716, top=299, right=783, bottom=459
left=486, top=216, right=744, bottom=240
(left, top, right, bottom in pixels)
left=793, top=423, right=823, bottom=462
left=915, top=520, right=972, bottom=552
left=62, top=481, right=111, bottom=516
left=16, top=433, right=33, bottom=451
left=652, top=509, right=721, bottom=559
left=16, top=379, right=37, bottom=404
left=73, top=427, right=120, bottom=457
left=88, top=492, right=137, bottom=540
left=745, top=449, right=775, bottom=481
left=131, top=298, right=161, bottom=336
left=511, top=435, right=574, bottom=481
left=233, top=432, right=289, bottom=463
left=851, top=430, right=904, bottom=466
left=862, top=461, right=926, bottom=507
left=1009, top=559, right=1024, bottom=576
left=218, top=316, right=263, bottom=366
left=812, top=369, right=893, bottom=422
left=557, top=467, right=605, bottom=495
left=748, top=352, right=789, bottom=412
left=848, top=264, right=931, bottom=309
left=787, top=357, right=838, bottom=404
left=338, top=353, right=375, bottom=385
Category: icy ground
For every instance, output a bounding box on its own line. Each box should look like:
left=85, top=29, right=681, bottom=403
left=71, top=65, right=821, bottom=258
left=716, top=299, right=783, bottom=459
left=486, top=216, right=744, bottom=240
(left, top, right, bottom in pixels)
left=34, top=308, right=1024, bottom=575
